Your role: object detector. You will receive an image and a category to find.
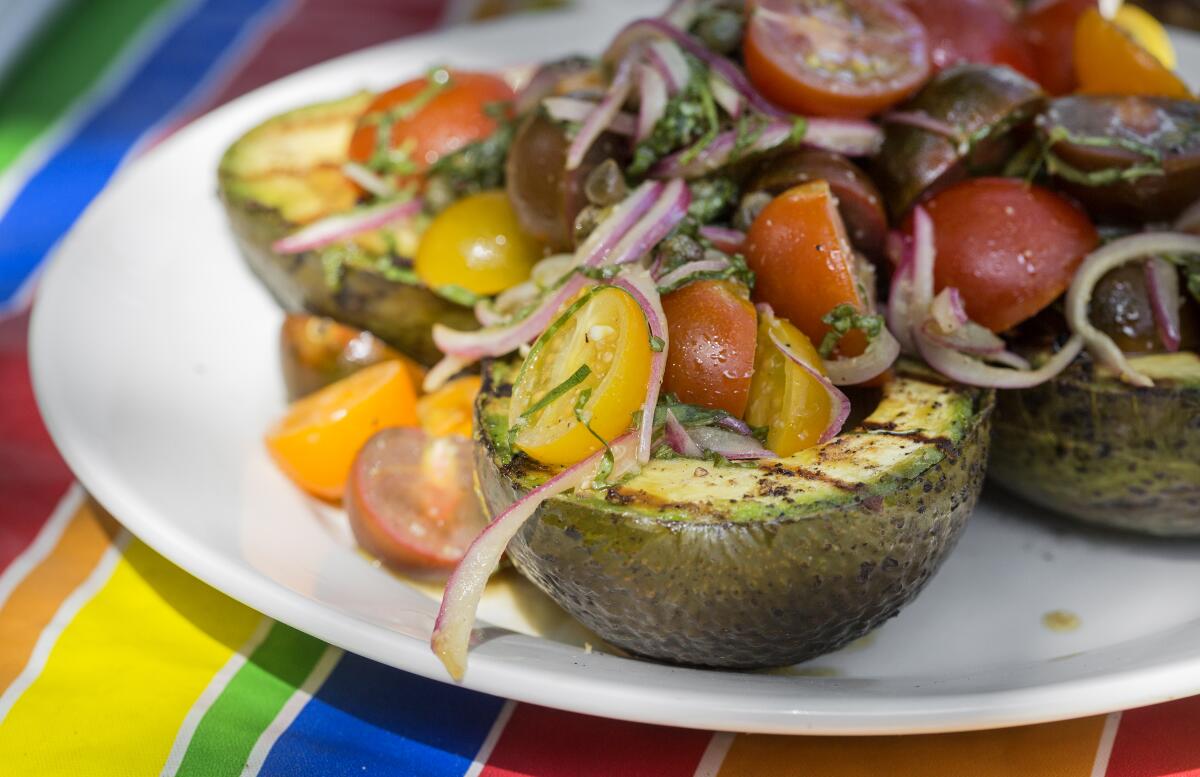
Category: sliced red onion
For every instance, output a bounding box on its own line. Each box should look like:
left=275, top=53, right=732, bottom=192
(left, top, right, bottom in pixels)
left=1176, top=198, right=1200, bottom=235
left=636, top=64, right=668, bottom=142
left=473, top=299, right=503, bottom=327
left=886, top=230, right=912, bottom=268
left=698, top=225, right=745, bottom=254
left=715, top=415, right=753, bottom=435
left=1066, top=232, right=1200, bottom=387
left=917, top=331, right=1084, bottom=389
left=910, top=206, right=936, bottom=311
left=687, top=425, right=777, bottom=460
left=612, top=269, right=669, bottom=464
left=432, top=432, right=639, bottom=680
left=609, top=178, right=691, bottom=265
left=929, top=287, right=968, bottom=332
left=881, top=110, right=962, bottom=143
left=650, top=118, right=882, bottom=179
left=986, top=349, right=1032, bottom=371
left=646, top=39, right=690, bottom=94
left=513, top=58, right=594, bottom=114
left=886, top=259, right=917, bottom=354
left=822, top=326, right=901, bottom=386
left=542, top=97, right=637, bottom=136
left=655, top=256, right=730, bottom=290
left=566, top=55, right=635, bottom=170
left=767, top=328, right=851, bottom=444
left=664, top=409, right=703, bottom=457
left=606, top=18, right=789, bottom=119
left=1145, top=256, right=1182, bottom=352
left=709, top=72, right=744, bottom=118
left=920, top=319, right=1008, bottom=356
left=341, top=162, right=395, bottom=198
left=423, top=353, right=474, bottom=393
left=271, top=197, right=421, bottom=254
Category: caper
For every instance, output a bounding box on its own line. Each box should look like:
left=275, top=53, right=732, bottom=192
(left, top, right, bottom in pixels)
left=574, top=204, right=603, bottom=244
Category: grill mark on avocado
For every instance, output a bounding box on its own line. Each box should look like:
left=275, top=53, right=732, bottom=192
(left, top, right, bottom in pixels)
left=859, top=421, right=957, bottom=459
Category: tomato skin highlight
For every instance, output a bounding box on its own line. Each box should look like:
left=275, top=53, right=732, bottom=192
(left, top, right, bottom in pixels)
left=744, top=181, right=868, bottom=356
left=348, top=71, right=513, bottom=174
left=661, top=280, right=758, bottom=418
left=920, top=178, right=1099, bottom=333
left=743, top=0, right=930, bottom=118
left=1023, top=0, right=1092, bottom=95
left=903, top=0, right=1036, bottom=79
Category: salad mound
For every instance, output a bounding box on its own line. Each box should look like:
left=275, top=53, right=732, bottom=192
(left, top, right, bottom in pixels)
left=225, top=0, right=1200, bottom=680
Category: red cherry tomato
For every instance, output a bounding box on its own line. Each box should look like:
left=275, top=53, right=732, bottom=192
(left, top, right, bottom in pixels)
left=1022, top=0, right=1094, bottom=94
left=348, top=71, right=513, bottom=175
left=346, top=427, right=488, bottom=578
left=743, top=0, right=930, bottom=119
left=661, top=280, right=758, bottom=417
left=918, top=178, right=1099, bottom=333
left=903, top=0, right=1037, bottom=79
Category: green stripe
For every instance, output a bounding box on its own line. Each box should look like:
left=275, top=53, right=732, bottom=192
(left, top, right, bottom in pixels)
left=174, top=622, right=327, bottom=776
left=0, top=0, right=174, bottom=176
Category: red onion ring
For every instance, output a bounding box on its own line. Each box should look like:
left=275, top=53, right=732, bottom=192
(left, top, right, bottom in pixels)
left=687, top=425, right=777, bottom=460
left=612, top=268, right=669, bottom=464
left=655, top=256, right=730, bottom=290
left=1145, top=256, right=1182, bottom=353
left=566, top=55, right=635, bottom=170
left=664, top=409, right=703, bottom=457
left=637, top=64, right=668, bottom=142
left=542, top=97, right=637, bottom=136
left=646, top=39, right=690, bottom=94
left=698, top=225, right=745, bottom=253
left=271, top=197, right=421, bottom=254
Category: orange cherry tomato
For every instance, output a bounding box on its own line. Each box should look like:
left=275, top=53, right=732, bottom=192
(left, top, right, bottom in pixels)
left=661, top=280, right=758, bottom=417
left=744, top=181, right=868, bottom=357
left=1073, top=8, right=1192, bottom=98
left=348, top=71, right=513, bottom=175
left=417, top=376, right=482, bottom=439
left=920, top=178, right=1099, bottom=333
left=743, top=0, right=930, bottom=119
left=265, top=360, right=419, bottom=500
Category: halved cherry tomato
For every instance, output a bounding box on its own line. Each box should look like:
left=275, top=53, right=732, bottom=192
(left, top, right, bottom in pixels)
left=417, top=376, right=482, bottom=439
left=661, top=280, right=757, bottom=417
left=1074, top=7, right=1191, bottom=98
left=265, top=360, right=420, bottom=500
left=415, top=190, right=543, bottom=296
left=347, top=427, right=487, bottom=578
left=743, top=0, right=930, bottom=118
left=348, top=71, right=513, bottom=175
left=509, top=286, right=652, bottom=466
left=1023, top=0, right=1092, bottom=94
left=903, top=0, right=1036, bottom=79
left=745, top=310, right=834, bottom=457
left=919, top=178, right=1098, bottom=333
left=744, top=180, right=868, bottom=356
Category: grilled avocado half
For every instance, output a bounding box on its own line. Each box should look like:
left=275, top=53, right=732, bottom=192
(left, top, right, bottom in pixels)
left=217, top=92, right=477, bottom=366
left=474, top=360, right=994, bottom=669
left=991, top=352, right=1200, bottom=536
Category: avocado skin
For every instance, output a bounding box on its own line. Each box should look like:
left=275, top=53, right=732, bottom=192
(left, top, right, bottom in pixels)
left=217, top=94, right=476, bottom=366
left=474, top=366, right=993, bottom=669
left=991, top=359, right=1200, bottom=537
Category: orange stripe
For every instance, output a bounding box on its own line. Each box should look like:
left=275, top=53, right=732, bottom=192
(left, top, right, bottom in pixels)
left=0, top=499, right=116, bottom=694
left=717, top=716, right=1109, bottom=777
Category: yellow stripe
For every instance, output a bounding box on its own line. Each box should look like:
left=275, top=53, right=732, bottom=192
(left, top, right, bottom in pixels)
left=0, top=535, right=261, bottom=775
left=717, top=716, right=1108, bottom=777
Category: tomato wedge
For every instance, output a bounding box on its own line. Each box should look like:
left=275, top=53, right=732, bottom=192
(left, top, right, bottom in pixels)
left=919, top=178, right=1099, bottom=333
left=745, top=311, right=834, bottom=457
left=661, top=280, right=757, bottom=417
left=509, top=286, right=652, bottom=466
left=348, top=70, right=513, bottom=176
left=743, top=0, right=930, bottom=118
left=347, top=427, right=487, bottom=578
left=744, top=181, right=869, bottom=357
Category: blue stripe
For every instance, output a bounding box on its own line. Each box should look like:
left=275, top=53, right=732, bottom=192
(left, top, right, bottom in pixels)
left=259, top=654, right=505, bottom=777
left=0, top=0, right=282, bottom=306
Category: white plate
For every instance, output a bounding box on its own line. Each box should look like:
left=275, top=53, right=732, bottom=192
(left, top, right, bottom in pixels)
left=30, top=3, right=1200, bottom=735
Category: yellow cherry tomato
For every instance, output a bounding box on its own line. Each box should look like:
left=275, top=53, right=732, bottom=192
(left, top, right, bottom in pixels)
left=415, top=190, right=542, bottom=296
left=744, top=310, right=834, bottom=457
left=417, top=375, right=482, bottom=438
left=1074, top=8, right=1192, bottom=98
left=265, top=360, right=419, bottom=500
left=509, top=286, right=653, bottom=466
left=1112, top=4, right=1175, bottom=70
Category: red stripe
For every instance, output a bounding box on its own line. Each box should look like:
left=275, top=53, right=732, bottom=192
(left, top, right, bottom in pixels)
left=0, top=312, right=73, bottom=573
left=479, top=704, right=711, bottom=777
left=1105, top=697, right=1200, bottom=777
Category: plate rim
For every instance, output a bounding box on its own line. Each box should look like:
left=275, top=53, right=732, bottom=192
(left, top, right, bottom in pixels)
left=27, top=6, right=1200, bottom=735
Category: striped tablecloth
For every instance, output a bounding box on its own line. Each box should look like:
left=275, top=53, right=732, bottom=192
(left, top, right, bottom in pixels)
left=1, top=1, right=1198, bottom=774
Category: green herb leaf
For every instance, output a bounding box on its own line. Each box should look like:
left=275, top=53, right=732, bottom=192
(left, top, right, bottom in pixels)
left=819, top=304, right=883, bottom=358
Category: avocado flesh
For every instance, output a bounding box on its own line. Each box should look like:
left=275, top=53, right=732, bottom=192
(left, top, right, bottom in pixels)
left=991, top=351, right=1200, bottom=537
left=217, top=92, right=477, bottom=366
left=474, top=360, right=993, bottom=669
